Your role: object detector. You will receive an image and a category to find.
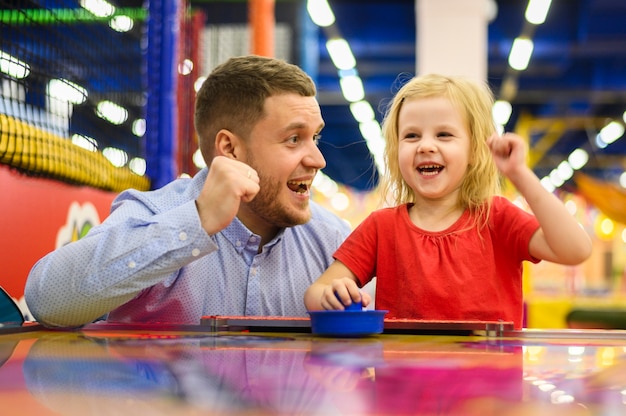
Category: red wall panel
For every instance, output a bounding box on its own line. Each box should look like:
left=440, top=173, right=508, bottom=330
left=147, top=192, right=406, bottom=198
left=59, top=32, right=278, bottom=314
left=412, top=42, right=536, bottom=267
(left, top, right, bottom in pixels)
left=0, top=164, right=116, bottom=301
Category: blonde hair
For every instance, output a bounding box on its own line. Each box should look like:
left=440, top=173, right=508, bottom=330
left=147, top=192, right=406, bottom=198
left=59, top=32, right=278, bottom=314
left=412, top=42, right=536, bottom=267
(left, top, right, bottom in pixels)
left=380, top=73, right=500, bottom=227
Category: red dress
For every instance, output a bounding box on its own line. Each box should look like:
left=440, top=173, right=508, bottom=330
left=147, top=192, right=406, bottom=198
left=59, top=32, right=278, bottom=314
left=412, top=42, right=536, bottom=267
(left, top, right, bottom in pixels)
left=334, top=196, right=540, bottom=329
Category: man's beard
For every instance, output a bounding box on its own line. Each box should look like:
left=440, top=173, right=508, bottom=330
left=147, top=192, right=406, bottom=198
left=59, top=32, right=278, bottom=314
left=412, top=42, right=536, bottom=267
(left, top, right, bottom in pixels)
left=246, top=172, right=312, bottom=228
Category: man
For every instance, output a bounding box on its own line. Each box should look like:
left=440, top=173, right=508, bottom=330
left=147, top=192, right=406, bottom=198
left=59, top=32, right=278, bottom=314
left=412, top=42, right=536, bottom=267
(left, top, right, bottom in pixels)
left=25, top=55, right=351, bottom=327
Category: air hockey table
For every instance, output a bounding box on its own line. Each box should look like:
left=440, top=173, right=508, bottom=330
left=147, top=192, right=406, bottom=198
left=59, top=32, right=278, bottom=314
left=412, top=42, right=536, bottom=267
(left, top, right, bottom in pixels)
left=1, top=317, right=625, bottom=415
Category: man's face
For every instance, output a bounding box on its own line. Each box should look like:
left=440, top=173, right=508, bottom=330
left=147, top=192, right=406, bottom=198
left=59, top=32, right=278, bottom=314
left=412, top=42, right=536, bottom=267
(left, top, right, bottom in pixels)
left=239, top=93, right=326, bottom=233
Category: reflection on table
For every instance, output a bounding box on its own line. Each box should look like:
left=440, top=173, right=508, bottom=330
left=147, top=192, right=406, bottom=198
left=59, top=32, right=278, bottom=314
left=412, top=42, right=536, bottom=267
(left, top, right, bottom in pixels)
left=0, top=324, right=625, bottom=415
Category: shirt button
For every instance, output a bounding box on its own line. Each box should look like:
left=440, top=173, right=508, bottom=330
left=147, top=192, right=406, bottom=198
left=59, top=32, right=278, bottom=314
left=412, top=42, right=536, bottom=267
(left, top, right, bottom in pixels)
left=250, top=236, right=257, bottom=243
left=236, top=241, right=242, bottom=247
left=179, top=232, right=188, bottom=241
left=128, top=261, right=136, bottom=269
left=191, top=248, right=200, bottom=257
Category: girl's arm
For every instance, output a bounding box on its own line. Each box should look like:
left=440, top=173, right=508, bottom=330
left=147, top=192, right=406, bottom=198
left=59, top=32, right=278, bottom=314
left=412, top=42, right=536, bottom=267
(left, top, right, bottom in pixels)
left=304, top=260, right=371, bottom=310
left=488, top=133, right=592, bottom=265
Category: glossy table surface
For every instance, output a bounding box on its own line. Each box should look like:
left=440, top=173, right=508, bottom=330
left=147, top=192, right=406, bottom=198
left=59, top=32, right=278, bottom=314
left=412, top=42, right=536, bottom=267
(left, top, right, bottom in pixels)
left=2, top=322, right=626, bottom=415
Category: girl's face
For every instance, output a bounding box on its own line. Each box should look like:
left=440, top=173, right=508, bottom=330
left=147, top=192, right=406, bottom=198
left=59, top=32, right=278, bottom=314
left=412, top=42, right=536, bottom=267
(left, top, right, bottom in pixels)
left=397, top=96, right=471, bottom=203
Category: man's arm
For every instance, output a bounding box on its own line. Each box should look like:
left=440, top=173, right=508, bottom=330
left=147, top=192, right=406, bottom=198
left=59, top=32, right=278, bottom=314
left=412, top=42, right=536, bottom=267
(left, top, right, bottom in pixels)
left=25, top=199, right=217, bottom=327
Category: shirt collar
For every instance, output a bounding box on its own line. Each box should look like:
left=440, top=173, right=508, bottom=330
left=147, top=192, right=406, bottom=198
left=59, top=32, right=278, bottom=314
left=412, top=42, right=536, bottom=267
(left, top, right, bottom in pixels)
left=221, top=212, right=286, bottom=254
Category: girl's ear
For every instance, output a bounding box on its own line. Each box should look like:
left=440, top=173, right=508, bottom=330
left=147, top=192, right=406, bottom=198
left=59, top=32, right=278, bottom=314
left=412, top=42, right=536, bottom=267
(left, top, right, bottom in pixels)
left=214, top=129, right=242, bottom=160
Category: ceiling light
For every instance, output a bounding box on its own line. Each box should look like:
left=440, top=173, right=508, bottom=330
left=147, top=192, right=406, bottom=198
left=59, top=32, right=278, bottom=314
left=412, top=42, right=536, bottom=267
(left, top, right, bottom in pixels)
left=178, top=59, right=193, bottom=76
left=0, top=50, right=30, bottom=79
left=508, top=37, right=534, bottom=71
left=109, top=15, right=133, bottom=32
left=194, top=76, right=206, bottom=92
left=350, top=100, right=375, bottom=123
left=71, top=134, right=98, bottom=152
left=595, top=133, right=608, bottom=149
left=358, top=120, right=381, bottom=142
left=485, top=0, right=498, bottom=22
left=540, top=177, right=555, bottom=193
left=599, top=121, right=624, bottom=145
left=48, top=78, right=87, bottom=104
left=132, top=119, right=146, bottom=137
left=193, top=148, right=206, bottom=169
left=359, top=120, right=385, bottom=172
left=330, top=192, right=349, bottom=211
left=326, top=38, right=356, bottom=70
left=567, top=148, right=588, bottom=170
left=549, top=169, right=564, bottom=187
left=102, top=146, right=128, bottom=167
left=525, top=0, right=552, bottom=25
left=128, top=157, right=146, bottom=176
left=96, top=100, right=128, bottom=125
left=492, top=100, right=512, bottom=125
left=600, top=218, right=615, bottom=237
left=80, top=0, right=115, bottom=17
left=339, top=75, right=364, bottom=102
left=313, top=171, right=339, bottom=197
left=307, top=0, right=335, bottom=27
left=557, top=160, right=573, bottom=181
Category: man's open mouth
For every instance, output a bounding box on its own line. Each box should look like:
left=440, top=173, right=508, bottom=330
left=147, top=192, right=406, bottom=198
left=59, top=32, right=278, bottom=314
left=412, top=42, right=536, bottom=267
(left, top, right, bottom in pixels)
left=287, top=180, right=311, bottom=194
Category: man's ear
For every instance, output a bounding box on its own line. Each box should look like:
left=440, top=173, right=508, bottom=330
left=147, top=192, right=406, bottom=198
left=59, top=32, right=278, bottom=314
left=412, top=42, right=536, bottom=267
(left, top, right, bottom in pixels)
left=214, top=129, right=241, bottom=160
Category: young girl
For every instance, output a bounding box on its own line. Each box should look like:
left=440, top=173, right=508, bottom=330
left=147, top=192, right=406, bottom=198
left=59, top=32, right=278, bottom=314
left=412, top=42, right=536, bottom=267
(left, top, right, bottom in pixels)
left=304, top=73, right=592, bottom=329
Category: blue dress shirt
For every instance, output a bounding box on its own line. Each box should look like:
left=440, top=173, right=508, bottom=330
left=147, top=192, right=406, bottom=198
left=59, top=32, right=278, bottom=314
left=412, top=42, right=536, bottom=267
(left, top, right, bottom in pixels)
left=25, top=168, right=350, bottom=327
